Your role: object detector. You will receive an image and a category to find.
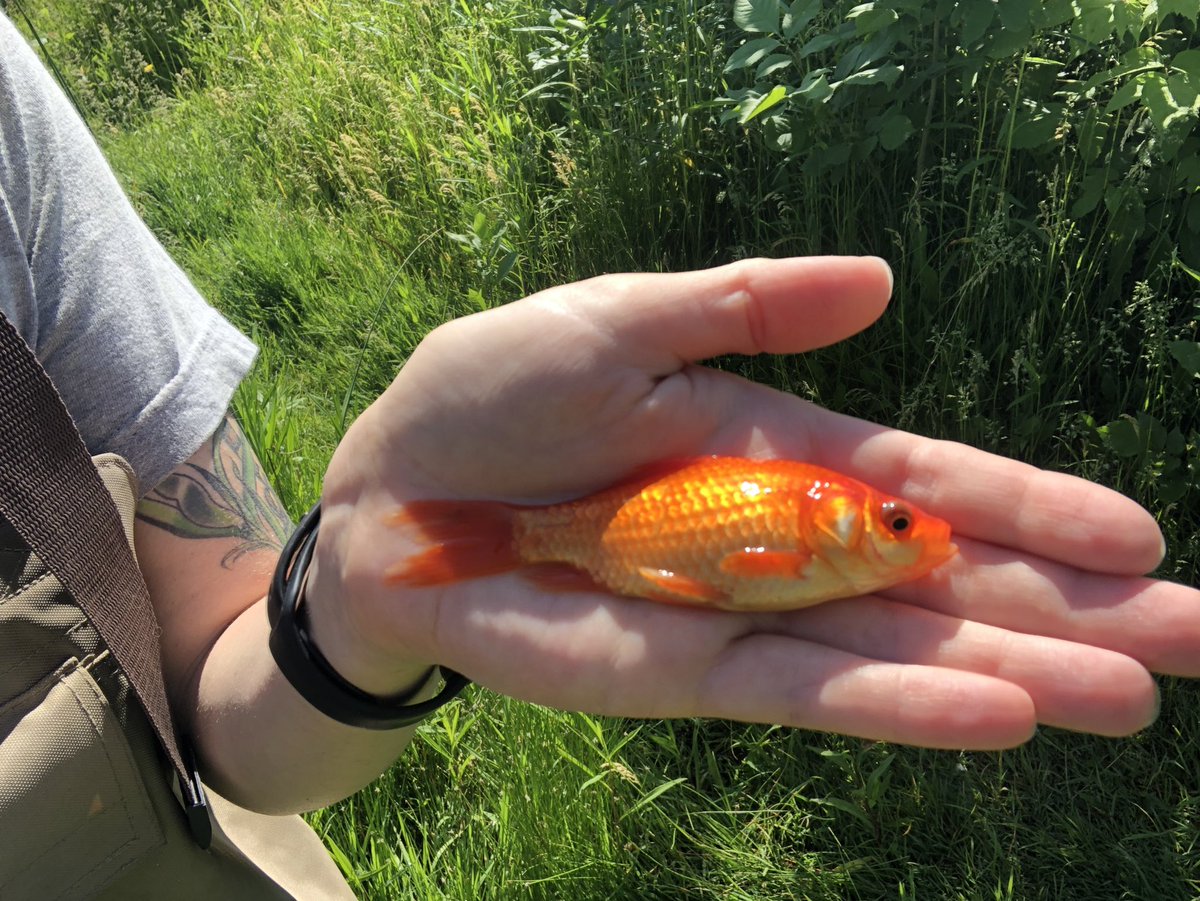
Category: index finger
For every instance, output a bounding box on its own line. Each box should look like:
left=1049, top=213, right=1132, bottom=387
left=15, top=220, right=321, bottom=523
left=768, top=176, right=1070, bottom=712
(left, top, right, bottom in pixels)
left=808, top=406, right=1165, bottom=575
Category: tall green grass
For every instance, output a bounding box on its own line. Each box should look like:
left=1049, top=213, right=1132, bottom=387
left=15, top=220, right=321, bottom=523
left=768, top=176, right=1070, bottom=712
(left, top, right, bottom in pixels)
left=14, top=0, right=1200, bottom=897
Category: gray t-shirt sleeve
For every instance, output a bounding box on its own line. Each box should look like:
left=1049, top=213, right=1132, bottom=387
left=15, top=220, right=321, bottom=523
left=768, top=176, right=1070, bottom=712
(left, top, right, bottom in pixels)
left=0, top=14, right=257, bottom=495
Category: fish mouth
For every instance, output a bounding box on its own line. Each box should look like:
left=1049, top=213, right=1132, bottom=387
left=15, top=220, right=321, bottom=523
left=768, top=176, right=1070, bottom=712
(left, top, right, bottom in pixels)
left=934, top=541, right=960, bottom=567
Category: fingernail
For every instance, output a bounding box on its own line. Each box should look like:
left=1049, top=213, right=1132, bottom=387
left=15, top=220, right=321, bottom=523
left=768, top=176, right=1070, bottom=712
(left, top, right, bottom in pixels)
left=866, top=256, right=893, bottom=294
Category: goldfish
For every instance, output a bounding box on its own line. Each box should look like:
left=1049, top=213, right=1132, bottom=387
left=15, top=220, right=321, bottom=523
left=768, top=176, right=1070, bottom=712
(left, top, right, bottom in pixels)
left=384, top=456, right=958, bottom=611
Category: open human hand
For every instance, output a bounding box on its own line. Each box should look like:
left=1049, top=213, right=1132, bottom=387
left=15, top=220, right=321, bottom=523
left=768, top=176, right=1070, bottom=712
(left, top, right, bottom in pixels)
left=313, top=256, right=1200, bottom=749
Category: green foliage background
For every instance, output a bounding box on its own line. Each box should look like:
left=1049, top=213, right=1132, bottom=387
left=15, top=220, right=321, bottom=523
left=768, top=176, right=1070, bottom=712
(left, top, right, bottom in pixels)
left=9, top=0, right=1200, bottom=897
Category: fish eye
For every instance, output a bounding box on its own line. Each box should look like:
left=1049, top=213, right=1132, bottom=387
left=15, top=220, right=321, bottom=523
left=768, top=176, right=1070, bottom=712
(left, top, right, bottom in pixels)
left=881, top=502, right=912, bottom=537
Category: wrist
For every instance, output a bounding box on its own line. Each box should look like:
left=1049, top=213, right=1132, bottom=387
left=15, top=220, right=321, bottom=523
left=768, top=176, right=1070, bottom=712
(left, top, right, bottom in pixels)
left=267, top=502, right=469, bottom=729
left=303, top=553, right=435, bottom=699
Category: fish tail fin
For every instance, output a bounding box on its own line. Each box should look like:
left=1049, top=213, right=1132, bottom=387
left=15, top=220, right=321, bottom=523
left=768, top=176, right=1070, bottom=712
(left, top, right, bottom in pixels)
left=384, top=500, right=520, bottom=586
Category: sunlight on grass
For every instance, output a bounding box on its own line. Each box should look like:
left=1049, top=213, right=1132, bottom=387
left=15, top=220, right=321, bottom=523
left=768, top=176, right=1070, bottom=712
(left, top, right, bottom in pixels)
left=17, top=0, right=1200, bottom=897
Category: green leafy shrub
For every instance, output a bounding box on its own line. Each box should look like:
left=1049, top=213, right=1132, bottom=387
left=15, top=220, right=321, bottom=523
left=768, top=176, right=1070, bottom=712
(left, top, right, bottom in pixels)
left=723, top=0, right=1199, bottom=268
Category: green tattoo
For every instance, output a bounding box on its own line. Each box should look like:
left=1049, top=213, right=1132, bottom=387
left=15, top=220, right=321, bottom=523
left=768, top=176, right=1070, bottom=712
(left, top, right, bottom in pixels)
left=138, top=417, right=293, bottom=566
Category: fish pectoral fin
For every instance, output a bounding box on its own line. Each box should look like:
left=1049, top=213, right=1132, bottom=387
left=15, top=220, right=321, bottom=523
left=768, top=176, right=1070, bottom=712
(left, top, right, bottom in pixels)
left=718, top=548, right=812, bottom=579
left=636, top=567, right=728, bottom=606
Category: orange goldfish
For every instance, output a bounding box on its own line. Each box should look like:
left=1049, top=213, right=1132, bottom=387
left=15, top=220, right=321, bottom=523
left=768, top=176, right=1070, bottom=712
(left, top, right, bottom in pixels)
left=385, top=457, right=958, bottom=611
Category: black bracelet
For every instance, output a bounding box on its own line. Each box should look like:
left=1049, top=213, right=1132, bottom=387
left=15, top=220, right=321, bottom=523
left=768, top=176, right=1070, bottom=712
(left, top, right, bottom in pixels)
left=267, top=502, right=470, bottom=730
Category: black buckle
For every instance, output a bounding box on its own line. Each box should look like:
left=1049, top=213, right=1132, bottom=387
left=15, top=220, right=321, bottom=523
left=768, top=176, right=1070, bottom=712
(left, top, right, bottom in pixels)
left=179, top=737, right=212, bottom=849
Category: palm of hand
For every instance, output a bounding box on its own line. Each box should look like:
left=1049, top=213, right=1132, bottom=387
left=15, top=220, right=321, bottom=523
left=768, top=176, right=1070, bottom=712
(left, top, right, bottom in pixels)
left=321, top=258, right=1199, bottom=749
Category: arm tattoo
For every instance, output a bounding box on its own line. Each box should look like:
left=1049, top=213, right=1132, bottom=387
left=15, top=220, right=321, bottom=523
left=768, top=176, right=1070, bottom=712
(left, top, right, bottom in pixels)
left=137, top=417, right=294, bottom=567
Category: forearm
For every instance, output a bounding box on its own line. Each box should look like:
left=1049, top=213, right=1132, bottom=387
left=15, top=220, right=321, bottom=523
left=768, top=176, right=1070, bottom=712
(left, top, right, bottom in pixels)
left=187, top=593, right=432, bottom=815
left=135, top=415, right=447, bottom=814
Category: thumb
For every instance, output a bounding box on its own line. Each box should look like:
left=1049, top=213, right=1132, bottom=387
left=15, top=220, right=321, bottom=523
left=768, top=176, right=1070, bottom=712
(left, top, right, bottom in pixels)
left=560, top=256, right=894, bottom=370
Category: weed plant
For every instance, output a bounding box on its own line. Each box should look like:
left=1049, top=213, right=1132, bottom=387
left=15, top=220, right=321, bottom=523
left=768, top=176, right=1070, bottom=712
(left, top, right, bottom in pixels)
left=12, top=0, right=1200, bottom=897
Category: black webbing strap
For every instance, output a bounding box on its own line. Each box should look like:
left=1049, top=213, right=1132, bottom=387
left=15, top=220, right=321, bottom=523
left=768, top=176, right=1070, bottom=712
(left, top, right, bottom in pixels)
left=0, top=311, right=211, bottom=846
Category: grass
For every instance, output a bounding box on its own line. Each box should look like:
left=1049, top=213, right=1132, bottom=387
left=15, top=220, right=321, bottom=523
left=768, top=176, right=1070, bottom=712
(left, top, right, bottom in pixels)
left=12, top=0, right=1200, bottom=897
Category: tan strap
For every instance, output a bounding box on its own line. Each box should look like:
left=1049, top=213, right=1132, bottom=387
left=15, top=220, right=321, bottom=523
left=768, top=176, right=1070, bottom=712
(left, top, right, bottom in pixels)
left=0, top=310, right=209, bottom=840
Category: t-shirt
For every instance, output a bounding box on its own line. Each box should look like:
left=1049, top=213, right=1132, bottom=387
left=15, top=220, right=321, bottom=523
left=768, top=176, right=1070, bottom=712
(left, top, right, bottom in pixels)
left=0, top=13, right=256, bottom=495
